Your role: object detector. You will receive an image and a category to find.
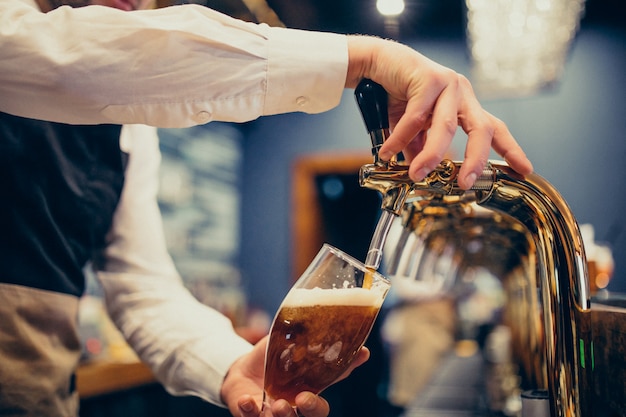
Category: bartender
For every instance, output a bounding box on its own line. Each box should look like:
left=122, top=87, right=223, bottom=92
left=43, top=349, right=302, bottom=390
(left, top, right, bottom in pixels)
left=0, top=0, right=533, bottom=416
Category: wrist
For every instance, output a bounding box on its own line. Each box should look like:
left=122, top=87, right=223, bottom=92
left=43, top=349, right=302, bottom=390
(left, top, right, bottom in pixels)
left=346, top=35, right=381, bottom=88
left=219, top=360, right=242, bottom=413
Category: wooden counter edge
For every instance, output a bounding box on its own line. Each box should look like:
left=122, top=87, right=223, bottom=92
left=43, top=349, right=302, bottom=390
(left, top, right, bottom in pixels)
left=77, top=360, right=156, bottom=399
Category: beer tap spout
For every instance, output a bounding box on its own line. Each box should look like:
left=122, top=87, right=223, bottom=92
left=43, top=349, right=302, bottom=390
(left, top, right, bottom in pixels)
left=364, top=210, right=395, bottom=270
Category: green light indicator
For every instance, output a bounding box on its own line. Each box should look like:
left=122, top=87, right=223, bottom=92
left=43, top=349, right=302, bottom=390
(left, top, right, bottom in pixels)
left=579, top=339, right=585, bottom=368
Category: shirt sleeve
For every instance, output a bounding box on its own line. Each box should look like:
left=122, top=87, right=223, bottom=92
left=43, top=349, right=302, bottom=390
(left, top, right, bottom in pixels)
left=0, top=1, right=348, bottom=127
left=95, top=124, right=252, bottom=407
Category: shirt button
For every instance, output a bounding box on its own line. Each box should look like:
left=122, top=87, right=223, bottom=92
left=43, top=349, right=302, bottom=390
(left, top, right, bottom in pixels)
left=193, top=111, right=212, bottom=124
left=295, top=96, right=308, bottom=107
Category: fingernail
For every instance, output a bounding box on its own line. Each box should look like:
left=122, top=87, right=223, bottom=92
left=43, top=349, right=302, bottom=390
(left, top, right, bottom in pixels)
left=378, top=150, right=393, bottom=161
left=274, top=401, right=293, bottom=417
left=413, top=168, right=430, bottom=181
left=239, top=397, right=254, bottom=413
left=465, top=172, right=477, bottom=187
left=298, top=393, right=316, bottom=411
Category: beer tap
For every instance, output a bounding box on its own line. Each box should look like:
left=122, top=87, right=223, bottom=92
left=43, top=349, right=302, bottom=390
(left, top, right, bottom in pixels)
left=354, top=79, right=408, bottom=270
left=356, top=79, right=595, bottom=416
left=354, top=79, right=495, bottom=270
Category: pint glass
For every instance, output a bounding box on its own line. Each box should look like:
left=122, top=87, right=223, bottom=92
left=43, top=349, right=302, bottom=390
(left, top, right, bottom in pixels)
left=262, top=244, right=391, bottom=409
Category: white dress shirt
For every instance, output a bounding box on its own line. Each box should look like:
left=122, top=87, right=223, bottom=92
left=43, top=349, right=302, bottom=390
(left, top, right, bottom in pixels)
left=0, top=0, right=350, bottom=407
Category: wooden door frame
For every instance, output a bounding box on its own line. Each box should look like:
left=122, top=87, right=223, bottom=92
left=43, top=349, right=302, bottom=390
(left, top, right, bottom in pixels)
left=290, top=152, right=372, bottom=281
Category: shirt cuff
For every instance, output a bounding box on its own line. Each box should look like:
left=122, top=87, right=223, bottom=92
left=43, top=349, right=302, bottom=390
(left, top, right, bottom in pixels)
left=262, top=26, right=348, bottom=116
left=161, top=326, right=254, bottom=407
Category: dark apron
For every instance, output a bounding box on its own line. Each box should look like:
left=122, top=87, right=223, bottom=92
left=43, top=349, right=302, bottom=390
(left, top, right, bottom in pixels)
left=0, top=112, right=126, bottom=416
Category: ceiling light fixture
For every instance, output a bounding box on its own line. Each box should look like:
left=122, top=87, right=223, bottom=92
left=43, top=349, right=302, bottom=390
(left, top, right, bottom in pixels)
left=466, top=0, right=586, bottom=98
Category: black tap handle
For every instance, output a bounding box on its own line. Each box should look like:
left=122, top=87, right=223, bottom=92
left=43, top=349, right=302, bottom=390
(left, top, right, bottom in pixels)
left=354, top=78, right=389, bottom=133
left=355, top=79, right=389, bottom=159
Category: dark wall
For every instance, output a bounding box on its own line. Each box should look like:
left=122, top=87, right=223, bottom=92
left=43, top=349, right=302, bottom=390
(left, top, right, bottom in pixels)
left=239, top=25, right=626, bottom=315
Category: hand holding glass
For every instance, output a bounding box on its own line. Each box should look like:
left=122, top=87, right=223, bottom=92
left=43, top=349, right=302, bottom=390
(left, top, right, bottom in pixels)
left=262, top=244, right=391, bottom=411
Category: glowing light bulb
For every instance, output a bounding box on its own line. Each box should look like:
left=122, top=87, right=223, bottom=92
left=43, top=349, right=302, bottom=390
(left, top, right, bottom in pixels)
left=376, top=0, right=405, bottom=17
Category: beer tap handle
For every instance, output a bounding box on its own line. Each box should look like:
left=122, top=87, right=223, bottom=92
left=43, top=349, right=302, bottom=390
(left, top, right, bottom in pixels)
left=354, top=79, right=390, bottom=162
left=355, top=79, right=397, bottom=270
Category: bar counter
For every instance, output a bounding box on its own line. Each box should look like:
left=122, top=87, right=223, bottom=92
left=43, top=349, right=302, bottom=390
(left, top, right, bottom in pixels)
left=77, top=360, right=155, bottom=399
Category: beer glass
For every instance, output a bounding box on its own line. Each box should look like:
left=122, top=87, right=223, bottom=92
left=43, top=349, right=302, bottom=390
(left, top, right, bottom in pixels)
left=262, top=244, right=391, bottom=412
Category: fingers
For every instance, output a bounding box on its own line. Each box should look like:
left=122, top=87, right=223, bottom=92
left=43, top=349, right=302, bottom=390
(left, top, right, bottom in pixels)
left=377, top=71, right=461, bottom=182
left=238, top=394, right=262, bottom=417
left=489, top=116, right=534, bottom=175
left=461, top=112, right=534, bottom=187
left=261, top=395, right=328, bottom=417
left=456, top=74, right=533, bottom=187
left=294, top=393, right=330, bottom=417
left=455, top=78, right=494, bottom=189
left=379, top=98, right=426, bottom=162
left=353, top=345, right=371, bottom=367
left=401, top=130, right=427, bottom=163
left=458, top=112, right=532, bottom=188
left=377, top=70, right=532, bottom=189
left=406, top=78, right=460, bottom=182
left=269, top=399, right=298, bottom=417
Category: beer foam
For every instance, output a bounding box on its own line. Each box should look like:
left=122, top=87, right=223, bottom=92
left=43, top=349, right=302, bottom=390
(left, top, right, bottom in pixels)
left=281, top=287, right=386, bottom=307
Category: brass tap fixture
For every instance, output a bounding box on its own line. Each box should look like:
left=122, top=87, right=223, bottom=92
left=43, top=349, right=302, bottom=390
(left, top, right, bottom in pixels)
left=355, top=79, right=593, bottom=417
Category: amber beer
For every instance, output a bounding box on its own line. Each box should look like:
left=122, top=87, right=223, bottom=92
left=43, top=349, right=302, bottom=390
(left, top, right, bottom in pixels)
left=263, top=287, right=385, bottom=405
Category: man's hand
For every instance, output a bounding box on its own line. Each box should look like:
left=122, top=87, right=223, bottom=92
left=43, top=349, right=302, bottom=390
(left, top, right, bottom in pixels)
left=346, top=36, right=533, bottom=190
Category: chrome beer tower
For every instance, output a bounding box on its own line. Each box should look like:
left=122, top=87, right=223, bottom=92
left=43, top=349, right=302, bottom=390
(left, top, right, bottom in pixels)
left=355, top=79, right=592, bottom=417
